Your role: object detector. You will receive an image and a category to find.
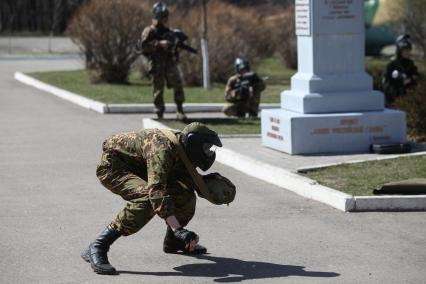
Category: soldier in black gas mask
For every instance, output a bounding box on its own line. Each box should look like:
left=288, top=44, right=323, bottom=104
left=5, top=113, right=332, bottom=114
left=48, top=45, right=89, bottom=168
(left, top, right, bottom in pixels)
left=383, top=34, right=420, bottom=106
left=81, top=122, right=235, bottom=275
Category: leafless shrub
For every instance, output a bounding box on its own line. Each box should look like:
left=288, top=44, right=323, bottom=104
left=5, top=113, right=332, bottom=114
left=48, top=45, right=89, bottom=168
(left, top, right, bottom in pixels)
left=67, top=0, right=150, bottom=83
left=268, top=7, right=297, bottom=69
left=392, top=80, right=426, bottom=141
left=170, top=1, right=276, bottom=85
left=388, top=0, right=426, bottom=62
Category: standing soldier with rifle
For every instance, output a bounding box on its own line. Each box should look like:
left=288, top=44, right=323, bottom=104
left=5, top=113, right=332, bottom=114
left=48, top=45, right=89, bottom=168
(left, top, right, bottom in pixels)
left=382, top=34, right=420, bottom=106
left=223, top=57, right=266, bottom=118
left=140, top=2, right=197, bottom=120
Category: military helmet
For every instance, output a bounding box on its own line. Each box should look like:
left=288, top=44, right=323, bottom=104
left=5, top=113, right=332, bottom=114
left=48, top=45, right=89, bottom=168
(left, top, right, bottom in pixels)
left=235, top=57, right=250, bottom=74
left=153, top=1, right=169, bottom=20
left=396, top=34, right=412, bottom=57
left=181, top=122, right=222, bottom=171
left=202, top=172, right=236, bottom=205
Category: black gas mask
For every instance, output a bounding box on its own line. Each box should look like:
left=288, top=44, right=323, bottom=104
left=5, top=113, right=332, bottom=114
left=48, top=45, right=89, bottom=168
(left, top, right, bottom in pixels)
left=181, top=123, right=222, bottom=171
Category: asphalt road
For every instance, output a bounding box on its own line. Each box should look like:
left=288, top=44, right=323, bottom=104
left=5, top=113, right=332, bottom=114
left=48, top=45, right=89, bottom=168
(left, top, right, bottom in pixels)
left=1, top=58, right=425, bottom=284
left=0, top=36, right=79, bottom=54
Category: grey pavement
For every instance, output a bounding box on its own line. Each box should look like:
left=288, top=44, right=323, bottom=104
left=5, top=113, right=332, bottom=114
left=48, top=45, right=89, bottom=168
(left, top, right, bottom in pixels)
left=0, top=36, right=79, bottom=55
left=220, top=136, right=426, bottom=172
left=1, top=58, right=426, bottom=283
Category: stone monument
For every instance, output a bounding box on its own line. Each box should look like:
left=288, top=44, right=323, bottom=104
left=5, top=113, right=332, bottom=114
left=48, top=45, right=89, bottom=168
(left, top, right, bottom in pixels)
left=261, top=0, right=406, bottom=154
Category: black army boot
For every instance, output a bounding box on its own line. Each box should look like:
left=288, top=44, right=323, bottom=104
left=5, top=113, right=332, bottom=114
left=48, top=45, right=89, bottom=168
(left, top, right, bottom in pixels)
left=163, top=226, right=207, bottom=254
left=156, top=110, right=164, bottom=119
left=248, top=111, right=258, bottom=119
left=81, top=225, right=121, bottom=275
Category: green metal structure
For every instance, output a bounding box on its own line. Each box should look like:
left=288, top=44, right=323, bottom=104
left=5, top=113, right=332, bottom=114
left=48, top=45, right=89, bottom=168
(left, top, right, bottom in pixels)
left=364, top=0, right=396, bottom=56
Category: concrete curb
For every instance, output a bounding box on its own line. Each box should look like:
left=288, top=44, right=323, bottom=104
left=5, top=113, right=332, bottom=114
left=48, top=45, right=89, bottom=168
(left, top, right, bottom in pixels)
left=106, top=103, right=280, bottom=113
left=1, top=55, right=80, bottom=61
left=15, top=72, right=107, bottom=113
left=14, top=71, right=279, bottom=113
left=142, top=117, right=426, bottom=212
left=354, top=195, right=426, bottom=211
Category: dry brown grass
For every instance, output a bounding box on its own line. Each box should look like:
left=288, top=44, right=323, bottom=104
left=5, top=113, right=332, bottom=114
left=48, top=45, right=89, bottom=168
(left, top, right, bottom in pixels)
left=266, top=7, right=297, bottom=69
left=171, top=1, right=277, bottom=85
left=392, top=80, right=426, bottom=141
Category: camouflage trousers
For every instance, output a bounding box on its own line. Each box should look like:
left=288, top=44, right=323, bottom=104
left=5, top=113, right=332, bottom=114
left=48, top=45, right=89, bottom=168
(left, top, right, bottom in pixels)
left=96, top=150, right=196, bottom=236
left=149, top=59, right=185, bottom=114
left=223, top=91, right=261, bottom=118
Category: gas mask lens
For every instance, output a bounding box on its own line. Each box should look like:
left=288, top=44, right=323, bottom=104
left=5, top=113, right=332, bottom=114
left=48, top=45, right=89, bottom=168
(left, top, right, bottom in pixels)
left=202, top=143, right=216, bottom=157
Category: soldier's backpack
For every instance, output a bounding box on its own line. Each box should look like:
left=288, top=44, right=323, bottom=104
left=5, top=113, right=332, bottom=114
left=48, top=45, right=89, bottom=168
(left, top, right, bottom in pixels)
left=373, top=179, right=426, bottom=195
left=370, top=143, right=411, bottom=154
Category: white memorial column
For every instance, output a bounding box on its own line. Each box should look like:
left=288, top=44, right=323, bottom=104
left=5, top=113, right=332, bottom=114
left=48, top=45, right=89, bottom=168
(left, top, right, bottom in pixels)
left=261, top=0, right=406, bottom=155
left=284, top=0, right=384, bottom=114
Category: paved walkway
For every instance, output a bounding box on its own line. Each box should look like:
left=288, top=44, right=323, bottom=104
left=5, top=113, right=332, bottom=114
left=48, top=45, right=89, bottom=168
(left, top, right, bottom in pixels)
left=220, top=136, right=426, bottom=172
left=0, top=36, right=79, bottom=54
left=1, top=57, right=425, bottom=283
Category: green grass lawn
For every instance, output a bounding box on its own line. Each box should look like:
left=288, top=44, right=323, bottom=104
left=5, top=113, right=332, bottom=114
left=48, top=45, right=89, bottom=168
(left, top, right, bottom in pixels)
left=157, top=118, right=261, bottom=135
left=301, top=155, right=426, bottom=196
left=29, top=56, right=409, bottom=105
left=30, top=65, right=291, bottom=104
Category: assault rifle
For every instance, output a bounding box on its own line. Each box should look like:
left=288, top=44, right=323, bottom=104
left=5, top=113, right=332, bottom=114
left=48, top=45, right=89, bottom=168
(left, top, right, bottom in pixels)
left=168, top=29, right=197, bottom=61
left=236, top=72, right=258, bottom=89
left=135, top=29, right=197, bottom=62
left=226, top=72, right=257, bottom=102
left=226, top=72, right=268, bottom=103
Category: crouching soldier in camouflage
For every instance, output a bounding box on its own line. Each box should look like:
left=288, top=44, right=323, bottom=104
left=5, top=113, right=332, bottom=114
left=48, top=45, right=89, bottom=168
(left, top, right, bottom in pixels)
left=223, top=57, right=266, bottom=118
left=81, top=122, right=236, bottom=275
left=141, top=2, right=187, bottom=120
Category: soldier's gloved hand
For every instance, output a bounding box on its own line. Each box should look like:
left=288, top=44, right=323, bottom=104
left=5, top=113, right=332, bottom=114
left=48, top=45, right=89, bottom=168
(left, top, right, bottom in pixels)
left=159, top=40, right=171, bottom=49
left=174, top=228, right=199, bottom=251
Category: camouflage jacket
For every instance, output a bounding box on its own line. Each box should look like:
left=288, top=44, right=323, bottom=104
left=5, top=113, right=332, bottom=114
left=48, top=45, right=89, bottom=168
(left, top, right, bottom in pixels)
left=141, top=22, right=175, bottom=62
left=225, top=72, right=266, bottom=102
left=103, top=129, right=196, bottom=219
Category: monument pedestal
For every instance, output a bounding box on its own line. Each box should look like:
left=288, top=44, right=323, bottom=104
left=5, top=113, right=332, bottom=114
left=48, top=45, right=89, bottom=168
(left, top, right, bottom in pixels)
left=281, top=89, right=384, bottom=114
left=261, top=108, right=406, bottom=155
left=261, top=0, right=406, bottom=155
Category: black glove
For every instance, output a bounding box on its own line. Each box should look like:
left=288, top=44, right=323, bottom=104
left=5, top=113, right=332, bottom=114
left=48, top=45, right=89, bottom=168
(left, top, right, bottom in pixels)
left=174, top=228, right=199, bottom=245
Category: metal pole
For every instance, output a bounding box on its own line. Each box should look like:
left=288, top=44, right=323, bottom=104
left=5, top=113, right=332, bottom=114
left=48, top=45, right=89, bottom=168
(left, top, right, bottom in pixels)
left=8, top=36, right=12, bottom=54
left=48, top=31, right=53, bottom=53
left=8, top=15, right=15, bottom=55
left=201, top=0, right=211, bottom=89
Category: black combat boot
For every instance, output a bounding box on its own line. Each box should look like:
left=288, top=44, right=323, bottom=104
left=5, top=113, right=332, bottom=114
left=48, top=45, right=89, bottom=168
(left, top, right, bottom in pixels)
left=163, top=226, right=207, bottom=254
left=236, top=110, right=246, bottom=118
left=248, top=111, right=258, bottom=119
left=156, top=110, right=164, bottom=119
left=81, top=225, right=121, bottom=275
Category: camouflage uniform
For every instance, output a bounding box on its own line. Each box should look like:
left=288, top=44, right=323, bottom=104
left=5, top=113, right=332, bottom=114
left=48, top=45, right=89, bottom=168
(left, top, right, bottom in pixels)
left=141, top=23, right=185, bottom=116
left=223, top=73, right=266, bottom=118
left=383, top=57, right=419, bottom=106
left=96, top=129, right=196, bottom=236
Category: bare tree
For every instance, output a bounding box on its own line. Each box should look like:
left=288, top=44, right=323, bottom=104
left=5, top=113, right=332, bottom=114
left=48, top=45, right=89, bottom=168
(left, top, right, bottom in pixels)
left=0, top=0, right=85, bottom=34
left=389, top=0, right=426, bottom=62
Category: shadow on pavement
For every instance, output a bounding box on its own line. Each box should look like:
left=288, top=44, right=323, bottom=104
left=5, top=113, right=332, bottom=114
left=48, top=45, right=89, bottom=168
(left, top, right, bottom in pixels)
left=118, top=254, right=340, bottom=282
